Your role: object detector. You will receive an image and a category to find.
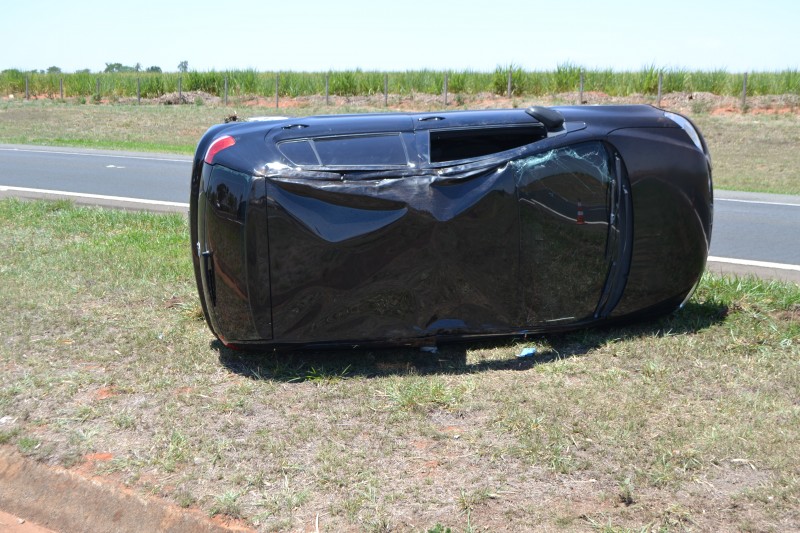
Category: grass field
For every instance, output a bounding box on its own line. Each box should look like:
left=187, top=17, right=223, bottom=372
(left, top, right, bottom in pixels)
left=692, top=113, right=800, bottom=194
left=1, top=99, right=799, bottom=195
left=0, top=199, right=798, bottom=531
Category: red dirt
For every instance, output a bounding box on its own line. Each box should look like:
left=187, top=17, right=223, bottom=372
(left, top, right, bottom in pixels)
left=0, top=447, right=246, bottom=532
left=0, top=510, right=56, bottom=533
left=5, top=90, right=800, bottom=116
left=93, top=387, right=118, bottom=400
left=83, top=452, right=113, bottom=463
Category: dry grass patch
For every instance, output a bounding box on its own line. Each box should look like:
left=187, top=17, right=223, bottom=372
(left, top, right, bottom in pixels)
left=0, top=199, right=798, bottom=531
left=693, top=113, right=800, bottom=195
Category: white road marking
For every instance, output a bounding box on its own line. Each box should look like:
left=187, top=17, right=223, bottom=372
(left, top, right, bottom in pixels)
left=0, top=147, right=190, bottom=163
left=708, top=256, right=800, bottom=272
left=0, top=185, right=189, bottom=208
left=105, top=164, right=126, bottom=169
left=716, top=198, right=800, bottom=208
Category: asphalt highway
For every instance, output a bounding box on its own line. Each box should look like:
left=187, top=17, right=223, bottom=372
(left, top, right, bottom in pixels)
left=1, top=143, right=799, bottom=278
left=0, top=144, right=190, bottom=202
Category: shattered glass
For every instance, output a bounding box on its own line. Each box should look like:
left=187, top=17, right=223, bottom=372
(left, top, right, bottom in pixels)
left=514, top=142, right=613, bottom=323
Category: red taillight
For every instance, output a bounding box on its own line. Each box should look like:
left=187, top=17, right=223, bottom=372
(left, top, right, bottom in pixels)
left=204, top=135, right=235, bottom=165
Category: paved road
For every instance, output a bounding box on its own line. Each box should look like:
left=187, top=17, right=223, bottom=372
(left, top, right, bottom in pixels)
left=1, top=143, right=799, bottom=278
left=711, top=190, right=800, bottom=265
left=0, top=144, right=191, bottom=203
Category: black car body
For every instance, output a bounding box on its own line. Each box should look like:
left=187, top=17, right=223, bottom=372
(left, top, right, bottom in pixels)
left=190, top=105, right=712, bottom=349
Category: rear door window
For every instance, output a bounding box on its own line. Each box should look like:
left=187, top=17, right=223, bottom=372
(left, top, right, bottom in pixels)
left=278, top=140, right=319, bottom=166
left=315, top=134, right=407, bottom=166
left=278, top=134, right=408, bottom=167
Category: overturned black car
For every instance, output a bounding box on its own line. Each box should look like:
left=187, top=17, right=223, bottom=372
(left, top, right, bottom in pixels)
left=190, top=105, right=712, bottom=349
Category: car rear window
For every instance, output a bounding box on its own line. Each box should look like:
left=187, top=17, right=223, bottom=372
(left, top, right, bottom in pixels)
left=278, top=134, right=408, bottom=167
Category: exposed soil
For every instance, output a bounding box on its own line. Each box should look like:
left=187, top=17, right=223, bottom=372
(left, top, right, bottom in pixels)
left=0, top=447, right=245, bottom=532
left=230, top=90, right=800, bottom=116
left=0, top=509, right=55, bottom=533
left=6, top=89, right=800, bottom=115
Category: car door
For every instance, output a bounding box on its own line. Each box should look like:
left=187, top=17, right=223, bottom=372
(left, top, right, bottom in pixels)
left=515, top=141, right=615, bottom=325
left=265, top=114, right=531, bottom=343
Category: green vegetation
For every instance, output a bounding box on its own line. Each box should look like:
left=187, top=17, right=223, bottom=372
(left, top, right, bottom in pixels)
left=2, top=66, right=798, bottom=99
left=0, top=199, right=798, bottom=530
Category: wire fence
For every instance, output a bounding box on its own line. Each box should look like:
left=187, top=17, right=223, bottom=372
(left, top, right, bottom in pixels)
left=3, top=68, right=798, bottom=111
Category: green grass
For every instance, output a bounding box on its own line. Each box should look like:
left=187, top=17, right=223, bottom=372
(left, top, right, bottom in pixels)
left=3, top=67, right=799, bottom=99
left=0, top=199, right=798, bottom=531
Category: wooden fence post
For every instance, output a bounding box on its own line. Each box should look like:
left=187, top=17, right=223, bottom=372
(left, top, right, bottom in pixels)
left=657, top=72, right=663, bottom=107
left=741, top=72, right=748, bottom=112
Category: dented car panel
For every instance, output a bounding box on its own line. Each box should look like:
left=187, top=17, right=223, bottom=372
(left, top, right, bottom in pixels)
left=189, top=105, right=712, bottom=349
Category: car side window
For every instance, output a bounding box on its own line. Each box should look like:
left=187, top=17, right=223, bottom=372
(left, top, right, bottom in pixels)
left=278, top=140, right=319, bottom=166
left=429, top=125, right=547, bottom=163
left=278, top=134, right=408, bottom=167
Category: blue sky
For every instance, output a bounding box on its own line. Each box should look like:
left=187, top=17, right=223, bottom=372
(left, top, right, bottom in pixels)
left=1, top=0, right=797, bottom=73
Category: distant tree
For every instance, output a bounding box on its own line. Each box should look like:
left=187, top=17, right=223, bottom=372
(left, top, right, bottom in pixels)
left=134, top=63, right=142, bottom=72
left=47, top=66, right=62, bottom=74
left=146, top=66, right=162, bottom=73
left=75, top=68, right=91, bottom=74
left=178, top=60, right=189, bottom=73
left=104, top=62, right=135, bottom=73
